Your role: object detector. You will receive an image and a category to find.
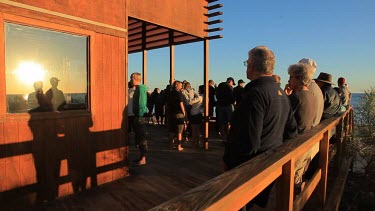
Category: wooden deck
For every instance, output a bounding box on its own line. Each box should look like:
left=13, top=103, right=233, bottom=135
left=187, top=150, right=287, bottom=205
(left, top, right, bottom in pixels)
left=21, top=125, right=225, bottom=211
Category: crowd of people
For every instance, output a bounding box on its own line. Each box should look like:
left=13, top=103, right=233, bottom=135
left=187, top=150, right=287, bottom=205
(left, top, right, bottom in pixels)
left=128, top=45, right=351, bottom=208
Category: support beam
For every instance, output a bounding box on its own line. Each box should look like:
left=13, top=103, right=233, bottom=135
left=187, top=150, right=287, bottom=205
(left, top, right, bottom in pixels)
left=205, top=4, right=223, bottom=10
left=142, top=50, right=147, bottom=84
left=205, top=27, right=223, bottom=33
left=203, top=39, right=209, bottom=150
left=204, top=19, right=223, bottom=25
left=277, top=159, right=295, bottom=211
left=169, top=30, right=175, bottom=85
left=142, top=22, right=147, bottom=84
left=206, top=35, right=223, bottom=40
left=205, top=11, right=223, bottom=18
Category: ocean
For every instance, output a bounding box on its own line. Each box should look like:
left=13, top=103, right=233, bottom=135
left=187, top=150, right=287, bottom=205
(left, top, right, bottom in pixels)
left=350, top=93, right=365, bottom=109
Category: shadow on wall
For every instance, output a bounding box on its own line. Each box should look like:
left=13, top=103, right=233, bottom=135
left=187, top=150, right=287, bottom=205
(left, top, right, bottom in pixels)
left=0, top=108, right=129, bottom=209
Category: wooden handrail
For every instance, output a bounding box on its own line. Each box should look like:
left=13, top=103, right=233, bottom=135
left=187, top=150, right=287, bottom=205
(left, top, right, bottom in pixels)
left=151, top=108, right=353, bottom=211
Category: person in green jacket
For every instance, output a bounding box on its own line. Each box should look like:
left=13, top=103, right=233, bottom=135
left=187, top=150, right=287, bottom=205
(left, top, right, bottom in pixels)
left=130, top=72, right=148, bottom=165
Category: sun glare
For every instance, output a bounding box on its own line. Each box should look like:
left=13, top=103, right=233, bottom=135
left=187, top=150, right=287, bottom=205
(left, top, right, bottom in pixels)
left=14, top=61, right=46, bottom=85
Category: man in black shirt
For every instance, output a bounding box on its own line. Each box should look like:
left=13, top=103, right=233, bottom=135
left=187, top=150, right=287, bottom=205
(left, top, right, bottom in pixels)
left=215, top=77, right=235, bottom=143
left=223, top=46, right=297, bottom=208
left=208, top=79, right=216, bottom=118
left=167, top=80, right=186, bottom=151
left=233, top=79, right=245, bottom=109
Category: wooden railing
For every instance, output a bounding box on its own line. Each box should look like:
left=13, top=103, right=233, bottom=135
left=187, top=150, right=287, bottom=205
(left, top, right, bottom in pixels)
left=151, top=108, right=354, bottom=211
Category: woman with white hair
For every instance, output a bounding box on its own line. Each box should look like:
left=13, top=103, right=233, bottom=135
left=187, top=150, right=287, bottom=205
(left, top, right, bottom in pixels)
left=285, top=63, right=317, bottom=192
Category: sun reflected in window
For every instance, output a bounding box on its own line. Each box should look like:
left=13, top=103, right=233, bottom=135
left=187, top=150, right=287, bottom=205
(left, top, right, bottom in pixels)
left=14, top=61, right=46, bottom=86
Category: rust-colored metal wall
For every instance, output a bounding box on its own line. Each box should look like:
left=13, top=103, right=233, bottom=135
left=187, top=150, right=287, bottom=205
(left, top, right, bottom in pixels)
left=128, top=0, right=208, bottom=38
left=9, top=0, right=126, bottom=28
left=0, top=0, right=128, bottom=207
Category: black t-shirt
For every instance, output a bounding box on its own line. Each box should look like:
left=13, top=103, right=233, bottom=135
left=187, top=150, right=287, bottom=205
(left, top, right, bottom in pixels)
left=233, top=86, right=245, bottom=105
left=223, top=76, right=298, bottom=169
left=167, top=90, right=184, bottom=115
left=216, top=82, right=234, bottom=106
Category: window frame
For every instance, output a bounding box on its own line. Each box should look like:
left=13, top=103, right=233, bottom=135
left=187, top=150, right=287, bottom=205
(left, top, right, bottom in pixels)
left=0, top=14, right=94, bottom=121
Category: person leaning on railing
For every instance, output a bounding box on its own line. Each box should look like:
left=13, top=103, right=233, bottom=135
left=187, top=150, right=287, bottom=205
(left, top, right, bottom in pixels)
left=223, top=46, right=298, bottom=208
left=284, top=63, right=317, bottom=193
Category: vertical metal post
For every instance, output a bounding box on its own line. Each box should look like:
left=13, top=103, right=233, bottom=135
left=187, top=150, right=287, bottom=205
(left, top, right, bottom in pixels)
left=169, top=30, right=175, bottom=85
left=203, top=39, right=209, bottom=149
left=142, top=50, right=147, bottom=84
left=141, top=22, right=147, bottom=84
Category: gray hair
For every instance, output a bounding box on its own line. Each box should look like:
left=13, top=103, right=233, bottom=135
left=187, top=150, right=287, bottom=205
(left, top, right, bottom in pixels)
left=248, top=46, right=276, bottom=75
left=298, top=58, right=317, bottom=79
left=288, top=63, right=311, bottom=87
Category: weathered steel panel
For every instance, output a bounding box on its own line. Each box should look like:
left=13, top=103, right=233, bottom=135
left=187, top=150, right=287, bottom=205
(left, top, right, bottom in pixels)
left=10, top=0, right=127, bottom=28
left=128, top=0, right=208, bottom=38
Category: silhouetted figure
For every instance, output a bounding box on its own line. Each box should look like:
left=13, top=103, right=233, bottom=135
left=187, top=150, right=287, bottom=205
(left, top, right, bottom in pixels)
left=65, top=116, right=94, bottom=193
left=233, top=79, right=245, bottom=108
left=28, top=81, right=53, bottom=113
left=46, top=77, right=66, bottom=111
left=146, top=90, right=154, bottom=124
left=152, top=88, right=164, bottom=125
left=208, top=80, right=216, bottom=118
left=28, top=81, right=44, bottom=110
left=128, top=81, right=136, bottom=133
left=29, top=93, right=57, bottom=202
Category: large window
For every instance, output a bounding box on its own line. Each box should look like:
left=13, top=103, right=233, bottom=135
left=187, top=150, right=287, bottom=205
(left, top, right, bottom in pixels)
left=5, top=23, right=88, bottom=113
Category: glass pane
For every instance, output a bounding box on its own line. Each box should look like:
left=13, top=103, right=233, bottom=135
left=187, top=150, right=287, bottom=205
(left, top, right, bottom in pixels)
left=5, top=23, right=88, bottom=113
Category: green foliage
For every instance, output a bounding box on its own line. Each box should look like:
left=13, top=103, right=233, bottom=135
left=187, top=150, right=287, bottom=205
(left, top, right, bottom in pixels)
left=351, top=87, right=375, bottom=176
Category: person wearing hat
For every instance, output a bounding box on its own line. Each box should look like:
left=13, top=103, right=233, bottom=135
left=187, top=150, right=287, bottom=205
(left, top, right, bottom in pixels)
left=233, top=79, right=245, bottom=108
left=314, top=72, right=342, bottom=120
left=215, top=77, right=235, bottom=143
left=45, top=77, right=66, bottom=111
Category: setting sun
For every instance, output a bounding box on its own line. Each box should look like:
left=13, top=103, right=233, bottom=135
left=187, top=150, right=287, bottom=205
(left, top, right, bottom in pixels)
left=13, top=61, right=46, bottom=85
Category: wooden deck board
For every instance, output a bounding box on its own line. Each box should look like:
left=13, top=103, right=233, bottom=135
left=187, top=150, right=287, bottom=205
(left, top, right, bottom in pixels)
left=25, top=125, right=224, bottom=211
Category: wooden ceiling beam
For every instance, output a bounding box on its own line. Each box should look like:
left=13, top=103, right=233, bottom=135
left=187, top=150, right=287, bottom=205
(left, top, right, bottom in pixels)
left=206, top=35, right=223, bottom=40
left=204, top=19, right=223, bottom=25
left=205, top=4, right=222, bottom=10
left=206, top=0, right=219, bottom=3
left=129, top=37, right=203, bottom=54
left=205, top=11, right=223, bottom=18
left=205, top=27, right=223, bottom=33
left=129, top=33, right=190, bottom=49
left=129, top=27, right=167, bottom=40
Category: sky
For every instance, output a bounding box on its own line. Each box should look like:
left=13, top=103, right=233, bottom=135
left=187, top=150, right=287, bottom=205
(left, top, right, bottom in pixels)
left=129, top=0, right=375, bottom=93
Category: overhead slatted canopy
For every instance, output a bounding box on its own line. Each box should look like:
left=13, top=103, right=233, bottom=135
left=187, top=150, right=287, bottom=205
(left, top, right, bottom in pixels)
left=128, top=17, right=204, bottom=54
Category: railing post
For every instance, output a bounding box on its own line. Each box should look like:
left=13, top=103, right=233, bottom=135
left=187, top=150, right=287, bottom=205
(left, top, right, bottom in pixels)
left=277, top=159, right=295, bottom=211
left=334, top=118, right=344, bottom=175
left=349, top=108, right=354, bottom=135
left=318, top=130, right=330, bottom=207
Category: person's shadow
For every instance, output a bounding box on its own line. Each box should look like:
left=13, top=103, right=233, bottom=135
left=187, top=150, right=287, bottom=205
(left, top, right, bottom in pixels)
left=29, top=85, right=96, bottom=202
left=64, top=115, right=96, bottom=193
left=28, top=89, right=59, bottom=202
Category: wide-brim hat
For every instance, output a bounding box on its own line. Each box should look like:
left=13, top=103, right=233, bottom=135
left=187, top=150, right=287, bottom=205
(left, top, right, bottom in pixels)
left=314, top=72, right=335, bottom=85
